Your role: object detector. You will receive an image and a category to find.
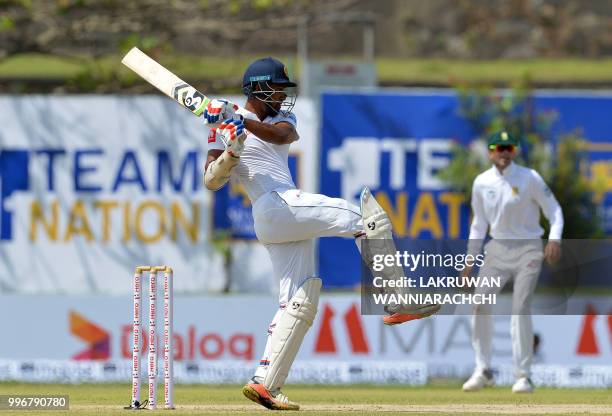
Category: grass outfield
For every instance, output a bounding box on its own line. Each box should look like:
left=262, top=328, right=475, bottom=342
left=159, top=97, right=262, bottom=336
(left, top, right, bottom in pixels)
left=1, top=382, right=612, bottom=415
left=4, top=53, right=612, bottom=91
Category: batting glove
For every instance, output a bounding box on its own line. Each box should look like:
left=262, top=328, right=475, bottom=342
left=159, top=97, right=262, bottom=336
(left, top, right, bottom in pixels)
left=218, top=118, right=247, bottom=158
left=203, top=99, right=240, bottom=127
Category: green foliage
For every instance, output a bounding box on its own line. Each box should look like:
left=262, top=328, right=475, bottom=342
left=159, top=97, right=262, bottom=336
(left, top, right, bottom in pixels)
left=221, top=0, right=286, bottom=14
left=55, top=0, right=87, bottom=13
left=439, top=82, right=603, bottom=238
left=253, top=0, right=273, bottom=9
left=118, top=34, right=167, bottom=55
left=228, top=0, right=241, bottom=14
left=551, top=137, right=604, bottom=238
left=0, top=0, right=31, bottom=9
left=66, top=56, right=133, bottom=92
left=0, top=15, right=14, bottom=30
left=210, top=229, right=233, bottom=293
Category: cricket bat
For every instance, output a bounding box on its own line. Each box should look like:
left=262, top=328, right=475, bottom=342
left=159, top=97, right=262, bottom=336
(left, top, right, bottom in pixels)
left=121, top=47, right=239, bottom=117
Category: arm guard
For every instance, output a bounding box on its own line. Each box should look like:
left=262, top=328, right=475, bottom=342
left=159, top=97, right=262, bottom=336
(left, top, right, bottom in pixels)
left=203, top=150, right=239, bottom=191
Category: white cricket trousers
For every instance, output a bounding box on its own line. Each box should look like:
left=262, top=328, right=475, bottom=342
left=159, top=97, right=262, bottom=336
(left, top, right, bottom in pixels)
left=471, top=240, right=543, bottom=379
left=250, top=188, right=363, bottom=382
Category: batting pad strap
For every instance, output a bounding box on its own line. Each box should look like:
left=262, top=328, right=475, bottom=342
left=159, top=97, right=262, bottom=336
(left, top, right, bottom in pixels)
left=360, top=187, right=436, bottom=314
left=360, top=188, right=393, bottom=239
left=263, top=277, right=322, bottom=391
left=204, top=150, right=239, bottom=190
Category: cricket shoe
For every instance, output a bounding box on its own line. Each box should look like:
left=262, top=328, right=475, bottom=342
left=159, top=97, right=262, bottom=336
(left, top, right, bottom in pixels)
left=462, top=369, right=495, bottom=391
left=512, top=377, right=534, bottom=393
left=383, top=303, right=441, bottom=326
left=242, top=379, right=300, bottom=411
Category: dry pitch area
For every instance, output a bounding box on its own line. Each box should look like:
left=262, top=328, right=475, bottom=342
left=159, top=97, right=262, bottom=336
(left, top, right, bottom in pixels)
left=1, top=382, right=611, bottom=415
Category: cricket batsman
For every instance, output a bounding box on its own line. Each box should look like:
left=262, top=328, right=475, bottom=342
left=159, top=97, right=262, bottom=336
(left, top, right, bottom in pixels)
left=461, top=131, right=563, bottom=393
left=202, top=57, right=439, bottom=410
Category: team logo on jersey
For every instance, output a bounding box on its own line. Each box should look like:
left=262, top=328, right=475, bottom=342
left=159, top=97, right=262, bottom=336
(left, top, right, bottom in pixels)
left=512, top=186, right=519, bottom=195
left=485, top=188, right=497, bottom=200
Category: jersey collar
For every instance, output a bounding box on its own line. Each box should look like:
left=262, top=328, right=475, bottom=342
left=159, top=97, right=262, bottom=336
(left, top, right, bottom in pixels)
left=492, top=161, right=516, bottom=178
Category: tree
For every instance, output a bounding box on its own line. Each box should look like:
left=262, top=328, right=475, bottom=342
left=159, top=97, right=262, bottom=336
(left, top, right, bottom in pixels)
left=0, top=0, right=363, bottom=59
left=439, top=79, right=603, bottom=238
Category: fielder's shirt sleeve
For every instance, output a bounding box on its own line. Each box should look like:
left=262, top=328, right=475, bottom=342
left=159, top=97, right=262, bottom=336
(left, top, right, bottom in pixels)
left=529, top=169, right=564, bottom=240
left=467, top=179, right=488, bottom=255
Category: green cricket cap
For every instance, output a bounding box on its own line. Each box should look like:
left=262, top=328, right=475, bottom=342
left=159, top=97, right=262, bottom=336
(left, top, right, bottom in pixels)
left=488, top=130, right=519, bottom=146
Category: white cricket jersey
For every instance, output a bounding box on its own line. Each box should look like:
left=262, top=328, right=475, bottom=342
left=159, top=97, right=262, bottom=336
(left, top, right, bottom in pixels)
left=207, top=108, right=297, bottom=202
left=468, top=162, right=564, bottom=242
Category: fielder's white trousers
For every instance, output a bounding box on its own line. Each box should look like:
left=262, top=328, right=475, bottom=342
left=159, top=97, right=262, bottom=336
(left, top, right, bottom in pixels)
left=251, top=188, right=362, bottom=382
left=471, top=240, right=543, bottom=379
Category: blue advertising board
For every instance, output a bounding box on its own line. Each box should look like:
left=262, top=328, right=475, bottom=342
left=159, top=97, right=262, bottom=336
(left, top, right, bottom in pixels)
left=318, top=91, right=612, bottom=288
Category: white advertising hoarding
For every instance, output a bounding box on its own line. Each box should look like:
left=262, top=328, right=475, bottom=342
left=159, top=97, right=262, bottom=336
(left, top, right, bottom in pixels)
left=0, top=96, right=317, bottom=294
left=0, top=294, right=610, bottom=386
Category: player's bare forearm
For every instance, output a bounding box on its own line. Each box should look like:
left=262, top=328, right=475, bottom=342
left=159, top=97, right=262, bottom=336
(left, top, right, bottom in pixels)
left=244, top=119, right=298, bottom=145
